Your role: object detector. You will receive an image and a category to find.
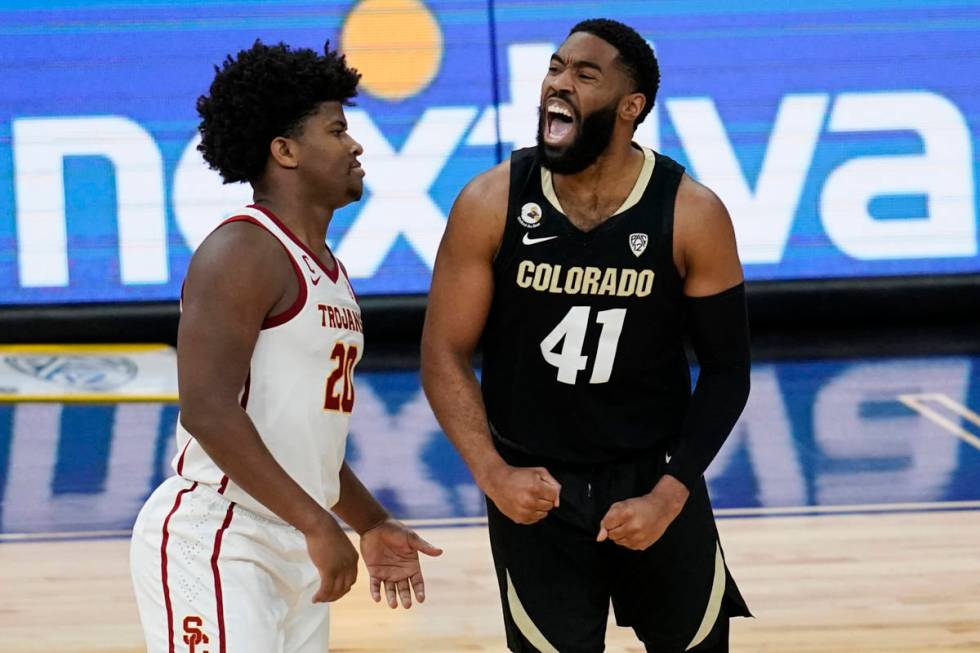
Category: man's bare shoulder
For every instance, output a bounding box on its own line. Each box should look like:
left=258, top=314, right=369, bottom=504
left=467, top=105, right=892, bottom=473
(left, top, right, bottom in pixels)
left=185, top=219, right=292, bottom=304
left=453, top=159, right=511, bottom=218
left=676, top=174, right=728, bottom=224
left=192, top=220, right=286, bottom=270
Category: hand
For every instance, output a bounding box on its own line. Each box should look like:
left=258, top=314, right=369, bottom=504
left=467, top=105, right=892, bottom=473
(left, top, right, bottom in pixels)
left=596, top=475, right=690, bottom=551
left=360, top=519, right=443, bottom=609
left=483, top=463, right=561, bottom=525
left=304, top=513, right=360, bottom=603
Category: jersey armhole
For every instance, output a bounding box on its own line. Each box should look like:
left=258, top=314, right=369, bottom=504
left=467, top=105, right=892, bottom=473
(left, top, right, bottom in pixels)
left=652, top=155, right=686, bottom=292
left=493, top=149, right=537, bottom=275
left=216, top=215, right=308, bottom=330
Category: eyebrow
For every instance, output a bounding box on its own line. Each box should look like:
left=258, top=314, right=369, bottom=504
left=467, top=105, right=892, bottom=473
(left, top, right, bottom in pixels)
left=550, top=53, right=603, bottom=74
left=328, top=119, right=348, bottom=129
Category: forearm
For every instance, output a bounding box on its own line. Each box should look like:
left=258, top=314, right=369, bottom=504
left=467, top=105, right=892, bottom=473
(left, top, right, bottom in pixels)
left=421, top=350, right=507, bottom=491
left=332, top=463, right=390, bottom=534
left=665, top=283, right=751, bottom=490
left=182, top=406, right=332, bottom=535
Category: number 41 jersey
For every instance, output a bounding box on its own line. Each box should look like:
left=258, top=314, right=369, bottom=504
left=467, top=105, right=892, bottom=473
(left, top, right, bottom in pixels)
left=481, top=146, right=691, bottom=464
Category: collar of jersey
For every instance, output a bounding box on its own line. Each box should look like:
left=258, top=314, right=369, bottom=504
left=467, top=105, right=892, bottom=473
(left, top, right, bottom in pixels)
left=540, top=144, right=656, bottom=218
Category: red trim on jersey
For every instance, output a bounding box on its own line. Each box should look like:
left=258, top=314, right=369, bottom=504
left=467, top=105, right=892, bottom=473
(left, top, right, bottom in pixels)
left=161, top=481, right=198, bottom=653
left=240, top=372, right=251, bottom=409
left=175, top=439, right=192, bottom=476
left=218, top=215, right=308, bottom=329
left=337, top=259, right=359, bottom=303
left=248, top=203, right=340, bottom=283
left=211, top=502, right=235, bottom=653
left=218, top=475, right=229, bottom=495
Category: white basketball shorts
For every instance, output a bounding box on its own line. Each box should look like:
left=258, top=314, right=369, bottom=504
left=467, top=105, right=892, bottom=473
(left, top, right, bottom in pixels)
left=130, top=475, right=329, bottom=653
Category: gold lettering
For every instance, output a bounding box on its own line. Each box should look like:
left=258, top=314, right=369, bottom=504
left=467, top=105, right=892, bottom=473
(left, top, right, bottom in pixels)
left=582, top=267, right=602, bottom=295
left=532, top=263, right=552, bottom=291
left=548, top=265, right=564, bottom=293
left=516, top=260, right=534, bottom=288
left=564, top=267, right=584, bottom=294
left=598, top=267, right=618, bottom=296
left=636, top=270, right=656, bottom=297
left=617, top=269, right=638, bottom=297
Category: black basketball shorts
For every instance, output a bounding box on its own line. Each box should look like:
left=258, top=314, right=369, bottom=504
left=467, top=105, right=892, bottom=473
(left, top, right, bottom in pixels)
left=486, top=445, right=750, bottom=653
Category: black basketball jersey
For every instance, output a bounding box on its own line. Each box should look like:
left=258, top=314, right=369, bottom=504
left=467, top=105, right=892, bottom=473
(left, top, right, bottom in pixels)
left=480, top=146, right=691, bottom=464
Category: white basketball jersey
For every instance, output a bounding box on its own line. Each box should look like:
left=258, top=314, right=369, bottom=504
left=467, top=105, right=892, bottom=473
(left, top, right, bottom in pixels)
left=172, top=204, right=364, bottom=522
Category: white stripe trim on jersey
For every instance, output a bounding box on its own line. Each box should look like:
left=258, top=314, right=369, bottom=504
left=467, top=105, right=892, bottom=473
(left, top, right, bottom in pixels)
left=685, top=541, right=726, bottom=650
left=505, top=570, right=560, bottom=653
left=540, top=144, right=656, bottom=218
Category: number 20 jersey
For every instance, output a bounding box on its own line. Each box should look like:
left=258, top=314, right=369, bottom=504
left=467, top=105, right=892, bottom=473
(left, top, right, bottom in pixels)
left=481, top=147, right=691, bottom=464
left=173, top=204, right=364, bottom=521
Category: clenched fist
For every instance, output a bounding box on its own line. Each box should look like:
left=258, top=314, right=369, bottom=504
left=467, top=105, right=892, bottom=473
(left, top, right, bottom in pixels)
left=485, top=464, right=561, bottom=525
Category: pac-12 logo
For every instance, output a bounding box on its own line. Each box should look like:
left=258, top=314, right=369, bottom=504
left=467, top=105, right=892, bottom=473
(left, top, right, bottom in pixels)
left=182, top=616, right=210, bottom=653
left=519, top=202, right=543, bottom=229
left=629, top=233, right=649, bottom=257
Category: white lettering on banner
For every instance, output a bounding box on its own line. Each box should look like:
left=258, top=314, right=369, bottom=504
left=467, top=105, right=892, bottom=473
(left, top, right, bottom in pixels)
left=468, top=42, right=659, bottom=152
left=7, top=68, right=978, bottom=291
left=706, top=366, right=806, bottom=507
left=811, top=360, right=968, bottom=505
left=469, top=43, right=553, bottom=150
left=668, top=95, right=828, bottom=264
left=820, top=91, right=977, bottom=259
left=173, top=133, right=253, bottom=250
left=12, top=116, right=168, bottom=286
left=337, top=107, right=477, bottom=278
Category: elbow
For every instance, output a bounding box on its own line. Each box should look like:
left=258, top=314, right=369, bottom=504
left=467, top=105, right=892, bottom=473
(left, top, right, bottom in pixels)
left=178, top=397, right=232, bottom=442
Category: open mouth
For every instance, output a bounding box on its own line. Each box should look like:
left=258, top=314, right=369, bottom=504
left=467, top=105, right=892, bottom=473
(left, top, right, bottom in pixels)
left=544, top=99, right=577, bottom=147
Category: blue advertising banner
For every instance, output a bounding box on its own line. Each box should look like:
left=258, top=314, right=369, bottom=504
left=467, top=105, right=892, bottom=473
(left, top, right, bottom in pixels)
left=0, top=0, right=978, bottom=304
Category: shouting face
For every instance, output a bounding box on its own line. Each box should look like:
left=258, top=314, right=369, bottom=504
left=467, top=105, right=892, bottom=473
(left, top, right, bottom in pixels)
left=536, top=31, right=640, bottom=175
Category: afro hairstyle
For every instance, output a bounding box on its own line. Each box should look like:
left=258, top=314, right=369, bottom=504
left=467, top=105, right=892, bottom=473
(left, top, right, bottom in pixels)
left=196, top=40, right=361, bottom=184
left=569, top=18, right=659, bottom=128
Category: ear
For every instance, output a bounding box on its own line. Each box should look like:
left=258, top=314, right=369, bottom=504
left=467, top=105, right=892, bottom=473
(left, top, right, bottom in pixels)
left=620, top=92, right=646, bottom=124
left=269, top=136, right=299, bottom=170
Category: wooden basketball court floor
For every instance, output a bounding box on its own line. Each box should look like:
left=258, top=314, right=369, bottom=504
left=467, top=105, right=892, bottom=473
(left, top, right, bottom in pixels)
left=1, top=353, right=980, bottom=651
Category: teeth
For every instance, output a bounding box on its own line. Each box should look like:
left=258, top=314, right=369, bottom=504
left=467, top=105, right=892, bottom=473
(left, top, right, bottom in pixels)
left=547, top=102, right=572, bottom=118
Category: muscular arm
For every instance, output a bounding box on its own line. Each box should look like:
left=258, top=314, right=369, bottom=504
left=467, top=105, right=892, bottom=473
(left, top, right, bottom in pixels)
left=178, top=222, right=332, bottom=534
left=420, top=165, right=508, bottom=489
left=421, top=163, right=561, bottom=524
left=179, top=222, right=357, bottom=602
left=598, top=175, right=749, bottom=549
left=667, top=175, right=750, bottom=490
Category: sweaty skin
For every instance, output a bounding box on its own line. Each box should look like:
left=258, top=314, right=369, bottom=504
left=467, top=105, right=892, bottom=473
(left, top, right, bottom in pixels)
left=421, top=32, right=744, bottom=549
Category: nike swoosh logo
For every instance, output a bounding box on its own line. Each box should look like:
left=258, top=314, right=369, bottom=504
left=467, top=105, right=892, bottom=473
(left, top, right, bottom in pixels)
left=665, top=452, right=672, bottom=463
left=523, top=233, right=559, bottom=246
left=302, top=254, right=323, bottom=285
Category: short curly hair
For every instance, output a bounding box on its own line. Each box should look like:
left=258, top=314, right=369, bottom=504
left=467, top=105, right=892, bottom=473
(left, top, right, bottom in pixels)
left=196, top=40, right=361, bottom=184
left=569, top=19, right=659, bottom=128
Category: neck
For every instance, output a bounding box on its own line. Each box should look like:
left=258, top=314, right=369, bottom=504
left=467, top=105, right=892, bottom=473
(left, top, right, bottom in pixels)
left=551, top=138, right=643, bottom=209
left=251, top=183, right=333, bottom=255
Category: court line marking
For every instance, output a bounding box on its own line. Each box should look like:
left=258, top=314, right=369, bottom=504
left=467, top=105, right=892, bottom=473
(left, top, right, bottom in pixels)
left=4, top=500, right=980, bottom=542
left=0, top=344, right=172, bottom=354
left=0, top=394, right=178, bottom=403
left=898, top=392, right=980, bottom=451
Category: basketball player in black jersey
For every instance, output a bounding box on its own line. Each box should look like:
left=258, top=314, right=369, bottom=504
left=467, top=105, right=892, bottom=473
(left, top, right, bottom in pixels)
left=422, top=18, right=751, bottom=652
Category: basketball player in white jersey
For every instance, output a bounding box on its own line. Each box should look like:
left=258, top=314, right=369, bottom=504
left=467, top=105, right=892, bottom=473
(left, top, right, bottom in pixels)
left=130, top=41, right=441, bottom=653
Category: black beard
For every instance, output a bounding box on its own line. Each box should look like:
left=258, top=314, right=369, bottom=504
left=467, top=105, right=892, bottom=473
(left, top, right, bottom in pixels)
left=536, top=102, right=618, bottom=175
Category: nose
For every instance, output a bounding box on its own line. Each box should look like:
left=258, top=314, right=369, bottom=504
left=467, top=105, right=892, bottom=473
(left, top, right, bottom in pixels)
left=349, top=135, right=363, bottom=157
left=545, top=66, right=574, bottom=97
